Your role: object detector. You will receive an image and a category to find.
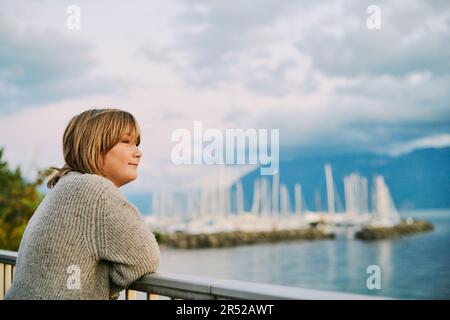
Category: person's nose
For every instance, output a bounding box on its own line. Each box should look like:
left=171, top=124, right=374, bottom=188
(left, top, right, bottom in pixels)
left=133, top=147, right=142, bottom=159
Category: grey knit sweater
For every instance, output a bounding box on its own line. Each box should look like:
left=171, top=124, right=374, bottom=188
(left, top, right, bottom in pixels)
left=5, top=171, right=160, bottom=300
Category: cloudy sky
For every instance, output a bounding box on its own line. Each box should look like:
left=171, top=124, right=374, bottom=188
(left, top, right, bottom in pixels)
left=0, top=0, right=449, bottom=192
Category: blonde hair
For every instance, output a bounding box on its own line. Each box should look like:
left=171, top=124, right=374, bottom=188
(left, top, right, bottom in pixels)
left=47, top=108, right=141, bottom=188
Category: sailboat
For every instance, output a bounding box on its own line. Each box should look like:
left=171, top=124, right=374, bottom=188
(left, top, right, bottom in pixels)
left=321, top=164, right=401, bottom=238
left=370, top=175, right=401, bottom=227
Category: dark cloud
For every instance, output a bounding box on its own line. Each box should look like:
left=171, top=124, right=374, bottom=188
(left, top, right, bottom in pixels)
left=0, top=18, right=128, bottom=114
left=298, top=0, right=450, bottom=77
left=141, top=0, right=450, bottom=98
left=336, top=74, right=450, bottom=115
left=140, top=0, right=314, bottom=95
left=157, top=0, right=450, bottom=153
left=258, top=104, right=450, bottom=156
left=255, top=67, right=450, bottom=152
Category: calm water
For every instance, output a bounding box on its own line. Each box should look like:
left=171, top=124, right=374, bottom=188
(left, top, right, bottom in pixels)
left=158, top=210, right=450, bottom=299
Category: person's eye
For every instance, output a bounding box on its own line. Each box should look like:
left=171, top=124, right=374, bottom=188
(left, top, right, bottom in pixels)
left=122, top=139, right=130, bottom=143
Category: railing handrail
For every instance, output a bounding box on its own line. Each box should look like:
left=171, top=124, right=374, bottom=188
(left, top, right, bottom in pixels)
left=0, top=250, right=17, bottom=265
left=0, top=249, right=389, bottom=300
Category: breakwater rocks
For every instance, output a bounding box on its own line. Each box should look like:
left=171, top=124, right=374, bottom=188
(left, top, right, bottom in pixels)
left=153, top=219, right=435, bottom=248
left=355, top=219, right=434, bottom=241
left=155, top=227, right=334, bottom=249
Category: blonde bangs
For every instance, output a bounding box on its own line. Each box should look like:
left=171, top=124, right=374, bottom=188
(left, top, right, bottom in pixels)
left=109, top=111, right=141, bottom=147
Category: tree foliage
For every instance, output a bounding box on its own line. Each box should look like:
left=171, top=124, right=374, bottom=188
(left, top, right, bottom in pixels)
left=0, top=148, right=52, bottom=250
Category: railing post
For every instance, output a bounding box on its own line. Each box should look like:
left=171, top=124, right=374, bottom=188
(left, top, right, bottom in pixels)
left=125, top=289, right=137, bottom=300
left=0, top=263, right=4, bottom=299
left=4, top=264, right=12, bottom=296
left=146, top=293, right=159, bottom=300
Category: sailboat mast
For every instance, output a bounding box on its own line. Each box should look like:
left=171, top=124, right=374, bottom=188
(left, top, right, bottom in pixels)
left=325, top=163, right=335, bottom=216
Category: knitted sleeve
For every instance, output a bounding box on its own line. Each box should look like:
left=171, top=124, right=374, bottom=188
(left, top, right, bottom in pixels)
left=98, top=190, right=160, bottom=298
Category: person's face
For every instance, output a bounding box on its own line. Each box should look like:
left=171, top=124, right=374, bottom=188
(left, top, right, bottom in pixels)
left=101, top=134, right=142, bottom=187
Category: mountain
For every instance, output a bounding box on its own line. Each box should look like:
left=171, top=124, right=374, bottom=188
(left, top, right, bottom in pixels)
left=235, top=147, right=450, bottom=211
left=126, top=147, right=450, bottom=214
left=125, top=193, right=152, bottom=214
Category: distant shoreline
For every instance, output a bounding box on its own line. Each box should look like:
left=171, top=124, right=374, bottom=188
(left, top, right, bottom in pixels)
left=155, top=218, right=435, bottom=249
left=155, top=227, right=334, bottom=249
left=355, top=219, right=434, bottom=240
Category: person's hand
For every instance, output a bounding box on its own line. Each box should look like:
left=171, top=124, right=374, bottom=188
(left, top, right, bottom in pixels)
left=109, top=292, right=120, bottom=300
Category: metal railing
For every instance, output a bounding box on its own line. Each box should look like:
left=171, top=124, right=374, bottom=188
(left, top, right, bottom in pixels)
left=0, top=249, right=388, bottom=300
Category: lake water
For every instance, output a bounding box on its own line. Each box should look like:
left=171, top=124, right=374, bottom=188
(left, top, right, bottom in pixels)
left=157, top=210, right=450, bottom=299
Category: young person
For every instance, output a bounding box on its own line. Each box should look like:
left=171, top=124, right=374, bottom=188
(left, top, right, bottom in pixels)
left=5, top=108, right=160, bottom=300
